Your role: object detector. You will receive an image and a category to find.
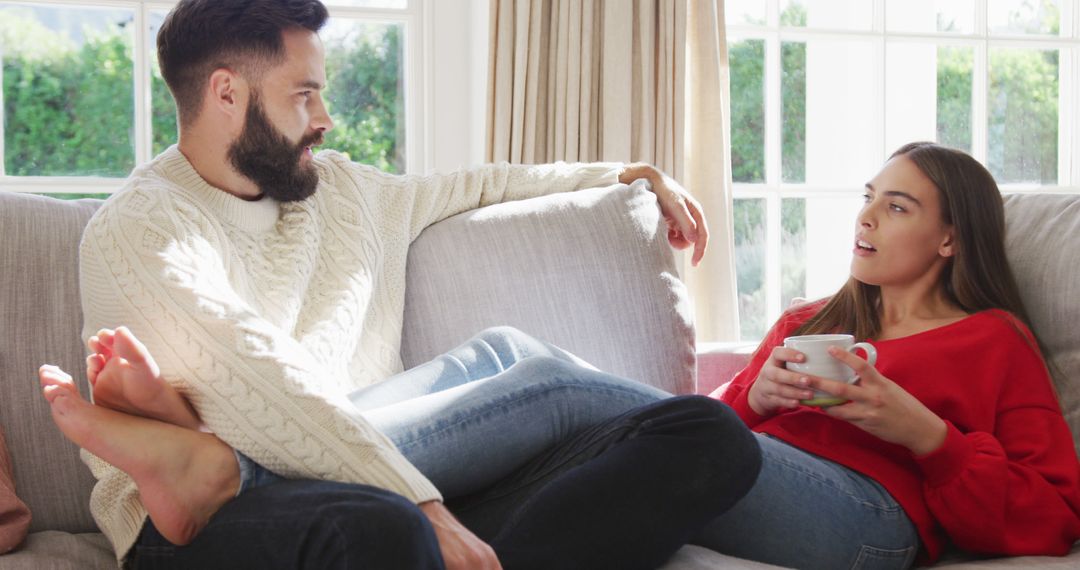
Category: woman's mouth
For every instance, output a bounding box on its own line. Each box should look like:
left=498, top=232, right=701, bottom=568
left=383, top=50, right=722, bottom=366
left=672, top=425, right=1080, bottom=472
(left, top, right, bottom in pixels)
left=854, top=238, right=877, bottom=256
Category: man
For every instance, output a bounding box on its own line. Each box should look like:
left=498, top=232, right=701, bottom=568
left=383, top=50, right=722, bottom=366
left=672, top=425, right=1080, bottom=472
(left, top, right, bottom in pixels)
left=38, top=1, right=761, bottom=568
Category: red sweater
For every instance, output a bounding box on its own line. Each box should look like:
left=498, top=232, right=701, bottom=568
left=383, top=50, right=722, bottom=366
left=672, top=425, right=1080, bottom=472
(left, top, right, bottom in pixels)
left=712, top=301, right=1080, bottom=563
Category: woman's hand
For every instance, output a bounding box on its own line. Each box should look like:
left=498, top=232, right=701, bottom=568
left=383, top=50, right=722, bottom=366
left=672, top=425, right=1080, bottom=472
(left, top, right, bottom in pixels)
left=812, top=346, right=948, bottom=456
left=746, top=347, right=817, bottom=416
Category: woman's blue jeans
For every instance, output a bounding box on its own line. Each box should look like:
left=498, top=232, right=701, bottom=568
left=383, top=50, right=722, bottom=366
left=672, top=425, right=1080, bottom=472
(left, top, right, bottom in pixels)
left=693, top=434, right=920, bottom=570
left=132, top=326, right=762, bottom=569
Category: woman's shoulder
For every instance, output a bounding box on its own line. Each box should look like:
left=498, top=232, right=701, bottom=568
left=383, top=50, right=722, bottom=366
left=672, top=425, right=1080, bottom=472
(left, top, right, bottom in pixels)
left=779, top=298, right=831, bottom=327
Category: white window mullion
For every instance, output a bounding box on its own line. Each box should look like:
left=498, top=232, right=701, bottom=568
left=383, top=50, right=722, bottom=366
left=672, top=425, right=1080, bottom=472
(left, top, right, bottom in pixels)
left=412, top=0, right=430, bottom=174
left=133, top=3, right=152, bottom=166
left=971, top=0, right=989, bottom=165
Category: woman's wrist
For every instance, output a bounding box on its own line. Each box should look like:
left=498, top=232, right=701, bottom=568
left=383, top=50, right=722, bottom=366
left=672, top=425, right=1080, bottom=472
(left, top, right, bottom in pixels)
left=908, top=415, right=948, bottom=456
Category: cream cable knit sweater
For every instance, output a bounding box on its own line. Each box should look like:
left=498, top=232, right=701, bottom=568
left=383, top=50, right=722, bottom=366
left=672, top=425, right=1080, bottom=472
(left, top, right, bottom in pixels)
left=78, top=146, right=621, bottom=563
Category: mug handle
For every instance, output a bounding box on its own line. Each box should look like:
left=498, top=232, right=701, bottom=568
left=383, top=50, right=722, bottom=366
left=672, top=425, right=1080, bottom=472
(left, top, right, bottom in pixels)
left=848, top=342, right=877, bottom=366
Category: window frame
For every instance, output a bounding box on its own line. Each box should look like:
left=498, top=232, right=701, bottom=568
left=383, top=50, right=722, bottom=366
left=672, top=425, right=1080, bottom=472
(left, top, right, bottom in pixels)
left=0, top=0, right=428, bottom=194
left=728, top=0, right=1080, bottom=339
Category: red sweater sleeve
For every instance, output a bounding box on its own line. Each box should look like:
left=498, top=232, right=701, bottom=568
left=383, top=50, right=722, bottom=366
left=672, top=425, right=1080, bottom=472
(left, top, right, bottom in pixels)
left=711, top=302, right=823, bottom=428
left=915, top=324, right=1080, bottom=556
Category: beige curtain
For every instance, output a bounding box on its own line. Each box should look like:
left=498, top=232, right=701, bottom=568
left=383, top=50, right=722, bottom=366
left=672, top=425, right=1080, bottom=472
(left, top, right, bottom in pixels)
left=487, top=0, right=738, bottom=341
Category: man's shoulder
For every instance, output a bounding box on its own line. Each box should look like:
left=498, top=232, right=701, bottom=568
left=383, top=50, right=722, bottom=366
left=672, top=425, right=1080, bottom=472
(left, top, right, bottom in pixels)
left=313, top=149, right=407, bottom=191
left=85, top=164, right=208, bottom=247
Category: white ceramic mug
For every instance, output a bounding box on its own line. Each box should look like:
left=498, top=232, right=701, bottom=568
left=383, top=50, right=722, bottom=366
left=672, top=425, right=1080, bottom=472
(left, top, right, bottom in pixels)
left=783, top=334, right=877, bottom=407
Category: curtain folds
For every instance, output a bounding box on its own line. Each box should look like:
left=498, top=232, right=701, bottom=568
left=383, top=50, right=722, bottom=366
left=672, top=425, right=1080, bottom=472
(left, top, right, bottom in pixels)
left=487, top=0, right=738, bottom=342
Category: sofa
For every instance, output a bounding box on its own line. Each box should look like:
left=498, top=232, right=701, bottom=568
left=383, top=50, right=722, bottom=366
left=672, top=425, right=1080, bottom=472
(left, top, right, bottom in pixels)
left=0, top=185, right=1078, bottom=569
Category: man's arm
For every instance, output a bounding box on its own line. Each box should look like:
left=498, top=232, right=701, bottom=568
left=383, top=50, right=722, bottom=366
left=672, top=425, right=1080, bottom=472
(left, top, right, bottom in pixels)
left=79, top=191, right=441, bottom=506
left=324, top=154, right=708, bottom=264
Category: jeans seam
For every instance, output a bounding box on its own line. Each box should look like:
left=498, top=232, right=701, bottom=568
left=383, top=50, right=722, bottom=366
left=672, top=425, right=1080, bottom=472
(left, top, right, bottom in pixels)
left=393, top=381, right=658, bottom=453
left=850, top=544, right=917, bottom=570
left=767, top=446, right=903, bottom=515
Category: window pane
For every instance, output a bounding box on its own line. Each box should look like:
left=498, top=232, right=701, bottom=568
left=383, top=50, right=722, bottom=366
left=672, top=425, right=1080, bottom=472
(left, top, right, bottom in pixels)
left=885, top=43, right=973, bottom=154
left=989, top=0, right=1061, bottom=35
left=150, top=10, right=178, bottom=157
left=781, top=42, right=805, bottom=182
left=781, top=0, right=873, bottom=29
left=322, top=19, right=405, bottom=173
left=885, top=0, right=974, bottom=33
left=726, top=0, right=766, bottom=26
left=988, top=48, right=1059, bottom=184
left=729, top=39, right=765, bottom=183
left=784, top=39, right=880, bottom=185
left=936, top=46, right=973, bottom=152
left=781, top=198, right=806, bottom=308
left=734, top=198, right=766, bottom=341
left=2, top=4, right=134, bottom=177
left=802, top=195, right=863, bottom=301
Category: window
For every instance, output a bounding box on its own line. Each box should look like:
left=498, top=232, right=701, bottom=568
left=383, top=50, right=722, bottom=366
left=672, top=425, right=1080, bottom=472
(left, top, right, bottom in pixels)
left=0, top=0, right=419, bottom=198
left=727, top=0, right=1079, bottom=340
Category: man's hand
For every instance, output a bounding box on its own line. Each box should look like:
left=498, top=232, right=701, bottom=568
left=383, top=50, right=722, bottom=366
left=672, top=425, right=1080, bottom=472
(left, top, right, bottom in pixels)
left=619, top=163, right=709, bottom=266
left=419, top=501, right=502, bottom=570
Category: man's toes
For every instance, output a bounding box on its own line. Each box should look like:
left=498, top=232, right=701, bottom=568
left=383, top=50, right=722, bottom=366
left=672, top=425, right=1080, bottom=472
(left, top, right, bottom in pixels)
left=43, top=384, right=81, bottom=406
left=39, top=365, right=75, bottom=386
left=113, top=327, right=149, bottom=364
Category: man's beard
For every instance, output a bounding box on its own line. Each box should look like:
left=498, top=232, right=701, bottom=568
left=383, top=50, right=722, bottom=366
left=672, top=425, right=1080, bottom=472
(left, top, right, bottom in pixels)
left=227, top=95, right=323, bottom=203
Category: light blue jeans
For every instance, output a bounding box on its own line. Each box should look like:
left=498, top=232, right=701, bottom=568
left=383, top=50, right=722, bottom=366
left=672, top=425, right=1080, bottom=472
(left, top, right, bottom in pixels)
left=693, top=434, right=920, bottom=570
left=346, top=326, right=672, bottom=498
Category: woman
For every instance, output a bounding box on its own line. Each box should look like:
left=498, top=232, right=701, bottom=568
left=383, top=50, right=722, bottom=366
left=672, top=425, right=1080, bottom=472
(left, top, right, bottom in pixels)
left=697, top=142, right=1080, bottom=568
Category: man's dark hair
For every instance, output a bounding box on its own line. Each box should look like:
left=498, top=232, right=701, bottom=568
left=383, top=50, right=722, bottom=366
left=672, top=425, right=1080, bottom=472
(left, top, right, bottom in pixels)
left=157, top=0, right=329, bottom=127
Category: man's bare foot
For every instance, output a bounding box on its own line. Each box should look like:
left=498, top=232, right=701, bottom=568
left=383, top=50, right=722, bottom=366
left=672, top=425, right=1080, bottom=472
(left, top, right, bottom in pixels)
left=39, top=369, right=239, bottom=545
left=86, top=326, right=201, bottom=430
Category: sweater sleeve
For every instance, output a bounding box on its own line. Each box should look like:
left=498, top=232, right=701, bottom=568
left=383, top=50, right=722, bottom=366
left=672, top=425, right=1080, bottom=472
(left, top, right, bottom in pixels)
left=79, top=190, right=442, bottom=506
left=321, top=154, right=623, bottom=242
left=711, top=306, right=811, bottom=428
left=914, top=328, right=1080, bottom=556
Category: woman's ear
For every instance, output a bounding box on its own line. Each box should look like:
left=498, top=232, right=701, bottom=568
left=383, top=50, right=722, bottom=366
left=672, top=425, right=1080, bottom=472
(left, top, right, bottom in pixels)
left=939, top=228, right=956, bottom=258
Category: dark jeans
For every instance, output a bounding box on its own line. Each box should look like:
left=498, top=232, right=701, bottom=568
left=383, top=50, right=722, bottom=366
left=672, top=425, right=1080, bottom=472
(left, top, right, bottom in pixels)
left=131, top=396, right=762, bottom=570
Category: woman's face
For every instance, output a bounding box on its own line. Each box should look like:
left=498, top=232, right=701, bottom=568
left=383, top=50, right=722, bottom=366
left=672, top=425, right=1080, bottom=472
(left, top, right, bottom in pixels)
left=851, top=155, right=955, bottom=288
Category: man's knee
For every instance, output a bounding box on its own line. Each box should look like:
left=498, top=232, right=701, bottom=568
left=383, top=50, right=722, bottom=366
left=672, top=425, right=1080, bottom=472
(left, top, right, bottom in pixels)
left=312, top=488, right=441, bottom=567
left=641, top=396, right=761, bottom=474
left=474, top=325, right=538, bottom=353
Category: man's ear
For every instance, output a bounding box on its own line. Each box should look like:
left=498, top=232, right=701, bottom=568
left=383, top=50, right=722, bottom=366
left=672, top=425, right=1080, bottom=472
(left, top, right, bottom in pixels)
left=207, top=69, right=247, bottom=120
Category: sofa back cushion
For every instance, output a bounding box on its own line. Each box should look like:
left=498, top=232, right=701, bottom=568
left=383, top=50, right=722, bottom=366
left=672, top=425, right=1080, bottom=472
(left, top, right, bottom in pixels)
left=401, top=182, right=696, bottom=395
left=0, top=192, right=101, bottom=533
left=1003, top=193, right=1080, bottom=457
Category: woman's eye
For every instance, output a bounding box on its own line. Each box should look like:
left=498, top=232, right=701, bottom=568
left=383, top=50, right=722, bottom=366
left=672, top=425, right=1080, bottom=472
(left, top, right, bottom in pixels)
left=862, top=193, right=872, bottom=202
left=890, top=203, right=906, bottom=213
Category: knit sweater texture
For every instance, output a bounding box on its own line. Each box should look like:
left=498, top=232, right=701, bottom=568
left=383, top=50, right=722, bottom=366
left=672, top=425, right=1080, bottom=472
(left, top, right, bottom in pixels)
left=78, top=146, right=622, bottom=563
left=713, top=300, right=1080, bottom=563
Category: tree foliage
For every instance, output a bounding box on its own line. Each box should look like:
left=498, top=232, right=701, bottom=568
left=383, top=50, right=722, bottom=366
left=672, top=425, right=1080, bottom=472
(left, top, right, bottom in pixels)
left=2, top=11, right=404, bottom=177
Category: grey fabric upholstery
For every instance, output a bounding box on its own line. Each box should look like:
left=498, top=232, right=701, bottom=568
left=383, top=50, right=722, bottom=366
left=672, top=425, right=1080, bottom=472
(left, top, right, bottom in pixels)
left=401, top=181, right=696, bottom=396
left=0, top=193, right=101, bottom=535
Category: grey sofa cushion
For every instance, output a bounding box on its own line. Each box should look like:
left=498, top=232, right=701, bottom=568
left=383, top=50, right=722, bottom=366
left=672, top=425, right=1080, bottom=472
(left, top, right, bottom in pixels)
left=1002, top=193, right=1080, bottom=457
left=401, top=181, right=696, bottom=396
left=0, top=193, right=101, bottom=534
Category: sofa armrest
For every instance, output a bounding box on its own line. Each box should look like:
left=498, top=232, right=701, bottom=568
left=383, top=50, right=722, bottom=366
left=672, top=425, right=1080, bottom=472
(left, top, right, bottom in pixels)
left=696, top=342, right=756, bottom=396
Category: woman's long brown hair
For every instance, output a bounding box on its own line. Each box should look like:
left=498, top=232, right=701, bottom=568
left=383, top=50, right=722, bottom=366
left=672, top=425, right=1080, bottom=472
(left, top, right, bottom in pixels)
left=793, top=142, right=1037, bottom=344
